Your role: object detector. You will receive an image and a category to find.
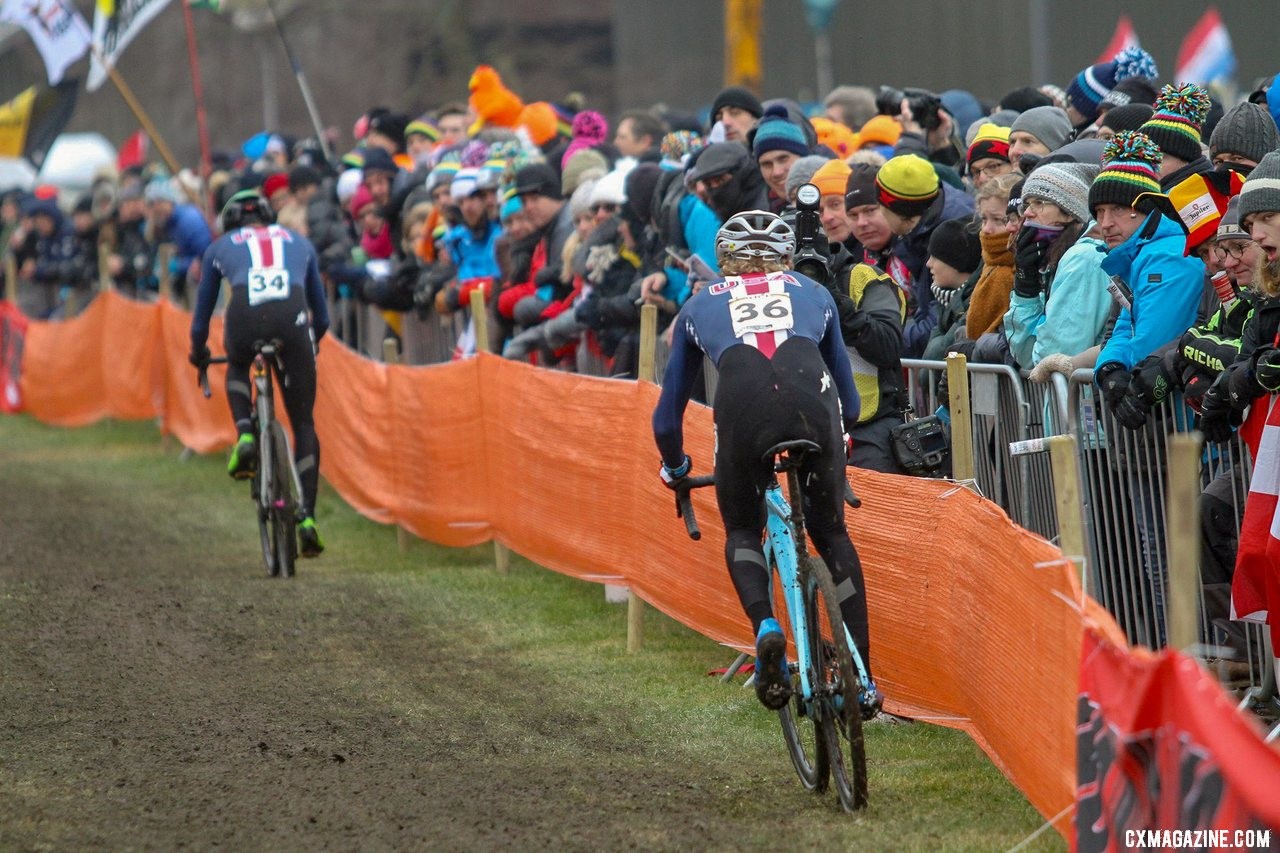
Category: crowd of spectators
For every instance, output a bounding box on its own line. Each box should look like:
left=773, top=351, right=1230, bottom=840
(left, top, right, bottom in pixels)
left=5, top=55, right=1280, bottom=666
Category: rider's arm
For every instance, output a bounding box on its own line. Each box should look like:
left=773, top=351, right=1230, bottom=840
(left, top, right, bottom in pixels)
left=652, top=313, right=701, bottom=469
left=189, top=246, right=220, bottom=352
left=304, top=248, right=330, bottom=342
left=818, top=299, right=862, bottom=430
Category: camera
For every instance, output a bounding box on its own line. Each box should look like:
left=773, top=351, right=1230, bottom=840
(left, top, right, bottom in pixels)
left=875, top=86, right=944, bottom=132
left=790, top=183, right=829, bottom=286
left=889, top=414, right=950, bottom=476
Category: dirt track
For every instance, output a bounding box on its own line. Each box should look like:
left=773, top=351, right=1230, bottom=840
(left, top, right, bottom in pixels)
left=0, top=419, right=1056, bottom=851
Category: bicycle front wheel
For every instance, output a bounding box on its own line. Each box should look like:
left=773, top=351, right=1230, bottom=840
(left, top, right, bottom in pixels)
left=267, top=420, right=298, bottom=579
left=808, top=555, right=868, bottom=811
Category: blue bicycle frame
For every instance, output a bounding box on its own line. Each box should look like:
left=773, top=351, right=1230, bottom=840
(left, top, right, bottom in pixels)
left=763, top=482, right=873, bottom=712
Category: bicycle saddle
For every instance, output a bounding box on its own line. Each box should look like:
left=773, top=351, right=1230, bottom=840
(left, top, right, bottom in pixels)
left=761, top=439, right=822, bottom=470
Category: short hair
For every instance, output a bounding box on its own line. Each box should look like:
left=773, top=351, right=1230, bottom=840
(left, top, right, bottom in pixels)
left=434, top=102, right=468, bottom=121
left=823, top=85, right=877, bottom=131
left=287, top=165, right=321, bottom=192
left=617, top=109, right=669, bottom=145
left=975, top=171, right=1021, bottom=207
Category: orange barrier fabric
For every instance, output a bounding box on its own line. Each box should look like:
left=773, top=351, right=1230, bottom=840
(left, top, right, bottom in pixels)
left=13, top=291, right=1167, bottom=835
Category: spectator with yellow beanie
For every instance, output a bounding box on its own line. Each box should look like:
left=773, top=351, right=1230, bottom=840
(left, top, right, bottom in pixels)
left=967, top=124, right=1014, bottom=189
left=876, top=153, right=975, bottom=356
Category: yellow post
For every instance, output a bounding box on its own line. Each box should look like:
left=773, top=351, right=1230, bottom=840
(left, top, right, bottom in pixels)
left=158, top=244, right=175, bottom=302
left=946, top=353, right=975, bottom=484
left=628, top=304, right=662, bottom=652
left=469, top=287, right=489, bottom=354
left=1167, top=433, right=1203, bottom=653
left=382, top=337, right=412, bottom=553
left=723, top=0, right=763, bottom=93
left=5, top=251, right=18, bottom=303
left=1048, top=435, right=1087, bottom=588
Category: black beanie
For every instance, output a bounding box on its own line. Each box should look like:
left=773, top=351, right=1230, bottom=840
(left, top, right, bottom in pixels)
left=928, top=217, right=982, bottom=274
left=1101, top=77, right=1159, bottom=110
left=711, top=86, right=763, bottom=122
left=999, top=86, right=1053, bottom=114
left=1099, top=103, right=1154, bottom=134
left=624, top=163, right=663, bottom=222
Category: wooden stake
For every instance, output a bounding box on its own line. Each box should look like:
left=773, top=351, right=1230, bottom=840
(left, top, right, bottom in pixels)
left=97, top=242, right=113, bottom=292
left=4, top=252, right=16, bottom=303
left=382, top=337, right=412, bottom=554
left=1048, top=434, right=1087, bottom=589
left=628, top=304, right=662, bottom=652
left=1167, top=433, right=1202, bottom=653
left=469, top=287, right=489, bottom=354
left=946, top=353, right=975, bottom=484
left=157, top=244, right=174, bottom=302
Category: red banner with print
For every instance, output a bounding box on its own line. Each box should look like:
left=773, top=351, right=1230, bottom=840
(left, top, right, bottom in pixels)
left=0, top=300, right=27, bottom=412
left=1074, top=624, right=1280, bottom=851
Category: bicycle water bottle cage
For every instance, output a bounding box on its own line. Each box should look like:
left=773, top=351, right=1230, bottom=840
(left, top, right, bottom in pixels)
left=762, top=439, right=823, bottom=472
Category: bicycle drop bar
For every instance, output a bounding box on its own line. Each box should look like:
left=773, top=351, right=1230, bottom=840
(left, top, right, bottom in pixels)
left=196, top=357, right=229, bottom=399
left=674, top=475, right=716, bottom=540
left=844, top=480, right=862, bottom=509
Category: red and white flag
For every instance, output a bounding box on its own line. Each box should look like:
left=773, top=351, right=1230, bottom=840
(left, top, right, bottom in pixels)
left=1233, top=395, right=1280, bottom=665
left=116, top=128, right=148, bottom=170
left=1096, top=15, right=1140, bottom=64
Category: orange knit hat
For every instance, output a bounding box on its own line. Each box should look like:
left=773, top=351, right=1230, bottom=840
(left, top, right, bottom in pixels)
left=857, top=115, right=902, bottom=148
left=811, top=158, right=852, bottom=198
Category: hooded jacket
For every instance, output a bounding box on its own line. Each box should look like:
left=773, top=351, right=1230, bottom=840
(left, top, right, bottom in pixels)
left=1096, top=210, right=1206, bottom=371
left=891, top=182, right=975, bottom=357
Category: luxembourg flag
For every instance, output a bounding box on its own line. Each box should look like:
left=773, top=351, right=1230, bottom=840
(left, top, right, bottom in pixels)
left=1096, top=15, right=1139, bottom=63
left=1175, top=8, right=1237, bottom=87
left=1233, top=395, right=1280, bottom=672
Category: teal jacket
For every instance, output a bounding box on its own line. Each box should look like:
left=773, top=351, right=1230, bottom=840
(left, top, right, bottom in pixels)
left=1004, top=227, right=1112, bottom=368
left=1097, top=211, right=1205, bottom=371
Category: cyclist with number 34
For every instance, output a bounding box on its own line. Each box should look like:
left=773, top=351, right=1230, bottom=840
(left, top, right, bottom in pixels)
left=652, top=209, right=880, bottom=717
left=188, top=189, right=330, bottom=557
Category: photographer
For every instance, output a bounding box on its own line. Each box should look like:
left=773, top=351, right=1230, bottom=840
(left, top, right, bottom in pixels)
left=883, top=87, right=963, bottom=169
left=792, top=182, right=908, bottom=474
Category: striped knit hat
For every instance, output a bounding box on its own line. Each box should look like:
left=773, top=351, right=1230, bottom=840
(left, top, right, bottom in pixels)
left=1088, top=131, right=1163, bottom=213
left=406, top=117, right=440, bottom=143
left=1066, top=46, right=1159, bottom=125
left=1238, top=151, right=1280, bottom=222
left=967, top=123, right=1011, bottom=166
left=1139, top=84, right=1212, bottom=164
left=875, top=154, right=939, bottom=217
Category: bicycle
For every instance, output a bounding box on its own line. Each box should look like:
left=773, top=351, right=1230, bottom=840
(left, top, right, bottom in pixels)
left=197, top=340, right=303, bottom=579
left=674, top=440, right=873, bottom=811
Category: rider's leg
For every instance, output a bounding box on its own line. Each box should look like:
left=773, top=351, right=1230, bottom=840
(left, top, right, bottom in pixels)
left=278, top=342, right=319, bottom=518
left=224, top=361, right=254, bottom=434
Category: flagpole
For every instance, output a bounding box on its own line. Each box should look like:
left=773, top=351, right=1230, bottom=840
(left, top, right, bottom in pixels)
left=55, top=1, right=187, bottom=190
left=179, top=0, right=213, bottom=185
left=265, top=0, right=332, bottom=164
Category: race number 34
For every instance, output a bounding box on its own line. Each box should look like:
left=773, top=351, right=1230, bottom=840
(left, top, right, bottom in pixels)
left=729, top=292, right=794, bottom=338
left=248, top=266, right=291, bottom=306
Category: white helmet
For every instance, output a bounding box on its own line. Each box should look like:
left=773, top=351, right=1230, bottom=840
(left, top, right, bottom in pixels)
left=715, top=210, right=795, bottom=262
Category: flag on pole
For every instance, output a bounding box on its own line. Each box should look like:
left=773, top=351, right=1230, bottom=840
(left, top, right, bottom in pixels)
left=0, top=80, right=80, bottom=167
left=87, top=0, right=174, bottom=92
left=1175, top=7, right=1236, bottom=88
left=1233, top=394, right=1280, bottom=670
left=0, top=0, right=91, bottom=85
left=116, top=128, right=149, bottom=170
left=1096, top=14, right=1140, bottom=64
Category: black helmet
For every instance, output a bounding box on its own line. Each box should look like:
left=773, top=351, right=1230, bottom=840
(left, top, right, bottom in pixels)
left=219, top=188, right=274, bottom=232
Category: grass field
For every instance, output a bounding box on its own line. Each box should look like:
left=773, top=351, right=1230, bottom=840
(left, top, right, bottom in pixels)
left=0, top=414, right=1065, bottom=850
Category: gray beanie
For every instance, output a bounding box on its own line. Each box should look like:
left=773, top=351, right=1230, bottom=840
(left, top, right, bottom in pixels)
left=143, top=179, right=179, bottom=204
left=1209, top=102, right=1280, bottom=166
left=1238, top=151, right=1280, bottom=221
left=785, top=155, right=831, bottom=200
left=1021, top=162, right=1100, bottom=225
left=1010, top=106, right=1073, bottom=152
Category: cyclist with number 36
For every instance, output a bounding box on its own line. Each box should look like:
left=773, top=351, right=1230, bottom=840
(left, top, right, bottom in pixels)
left=189, top=189, right=330, bottom=557
left=652, top=209, right=880, bottom=716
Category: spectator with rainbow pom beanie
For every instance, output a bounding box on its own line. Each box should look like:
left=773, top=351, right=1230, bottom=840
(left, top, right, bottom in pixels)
left=1138, top=83, right=1214, bottom=190
left=1065, top=46, right=1159, bottom=130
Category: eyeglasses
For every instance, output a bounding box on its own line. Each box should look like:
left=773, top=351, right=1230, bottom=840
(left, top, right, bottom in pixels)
left=1213, top=240, right=1256, bottom=261
left=970, top=162, right=1012, bottom=179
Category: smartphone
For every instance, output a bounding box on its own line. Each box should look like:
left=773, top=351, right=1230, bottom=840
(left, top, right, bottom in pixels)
left=664, top=248, right=690, bottom=271
left=686, top=253, right=716, bottom=282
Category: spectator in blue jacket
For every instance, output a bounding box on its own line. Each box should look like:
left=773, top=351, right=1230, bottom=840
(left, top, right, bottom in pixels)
left=22, top=196, right=77, bottom=318
left=145, top=179, right=211, bottom=299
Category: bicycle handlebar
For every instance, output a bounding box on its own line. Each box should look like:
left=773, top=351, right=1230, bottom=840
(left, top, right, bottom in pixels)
left=195, top=356, right=229, bottom=399
left=673, top=475, right=716, bottom=540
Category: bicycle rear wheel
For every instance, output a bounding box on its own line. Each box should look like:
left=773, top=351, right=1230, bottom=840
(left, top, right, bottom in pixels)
left=267, top=420, right=298, bottom=578
left=808, top=555, right=868, bottom=811
left=252, top=419, right=277, bottom=577
left=778, top=569, right=829, bottom=792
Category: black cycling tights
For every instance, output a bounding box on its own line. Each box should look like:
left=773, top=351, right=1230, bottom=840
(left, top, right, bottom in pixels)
left=223, top=291, right=320, bottom=518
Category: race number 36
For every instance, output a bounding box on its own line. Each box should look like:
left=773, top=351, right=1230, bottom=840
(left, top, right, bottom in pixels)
left=729, top=292, right=794, bottom=338
left=248, top=266, right=291, bottom=306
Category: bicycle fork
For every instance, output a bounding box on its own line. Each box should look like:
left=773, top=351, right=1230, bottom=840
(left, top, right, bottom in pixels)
left=765, top=484, right=821, bottom=716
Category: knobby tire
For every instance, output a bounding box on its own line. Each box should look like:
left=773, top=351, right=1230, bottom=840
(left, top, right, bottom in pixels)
left=808, top=555, right=868, bottom=811
left=268, top=420, right=297, bottom=578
